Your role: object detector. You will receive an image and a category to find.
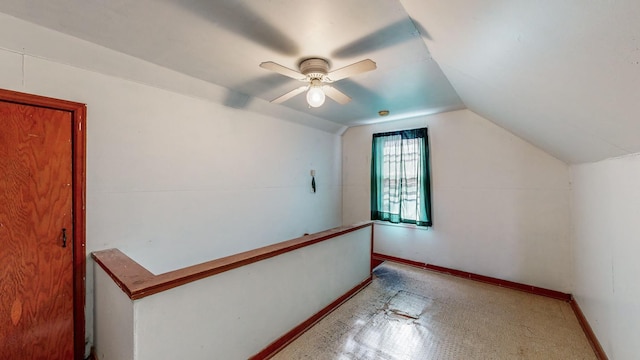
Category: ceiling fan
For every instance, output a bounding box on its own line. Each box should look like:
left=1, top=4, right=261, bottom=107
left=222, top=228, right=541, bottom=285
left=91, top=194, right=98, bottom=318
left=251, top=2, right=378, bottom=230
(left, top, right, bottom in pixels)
left=260, top=58, right=376, bottom=107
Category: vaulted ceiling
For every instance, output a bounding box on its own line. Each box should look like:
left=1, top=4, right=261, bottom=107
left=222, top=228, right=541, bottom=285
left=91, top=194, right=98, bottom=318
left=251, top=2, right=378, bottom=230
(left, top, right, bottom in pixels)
left=403, top=0, right=640, bottom=164
left=1, top=0, right=639, bottom=164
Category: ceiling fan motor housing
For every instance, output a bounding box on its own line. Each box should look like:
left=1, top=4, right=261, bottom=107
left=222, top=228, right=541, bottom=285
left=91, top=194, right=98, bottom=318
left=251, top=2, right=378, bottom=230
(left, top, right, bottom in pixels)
left=300, top=58, right=329, bottom=81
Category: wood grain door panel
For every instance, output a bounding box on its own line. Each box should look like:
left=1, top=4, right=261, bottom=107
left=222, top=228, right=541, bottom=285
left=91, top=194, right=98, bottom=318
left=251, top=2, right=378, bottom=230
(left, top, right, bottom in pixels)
left=1, top=101, right=74, bottom=359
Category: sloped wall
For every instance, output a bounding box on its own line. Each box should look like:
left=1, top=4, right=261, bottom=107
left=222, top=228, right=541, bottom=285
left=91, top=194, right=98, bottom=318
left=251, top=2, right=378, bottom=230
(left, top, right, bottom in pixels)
left=0, top=13, right=342, bottom=354
left=343, top=109, right=572, bottom=292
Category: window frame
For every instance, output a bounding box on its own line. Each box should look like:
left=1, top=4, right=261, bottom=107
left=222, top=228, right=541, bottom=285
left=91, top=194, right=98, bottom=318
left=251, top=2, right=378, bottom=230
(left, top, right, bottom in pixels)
left=370, top=127, right=432, bottom=227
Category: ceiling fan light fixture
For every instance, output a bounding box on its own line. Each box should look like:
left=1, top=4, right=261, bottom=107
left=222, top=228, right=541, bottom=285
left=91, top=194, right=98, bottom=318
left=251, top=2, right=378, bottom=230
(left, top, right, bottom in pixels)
left=306, top=86, right=325, bottom=107
left=261, top=57, right=376, bottom=107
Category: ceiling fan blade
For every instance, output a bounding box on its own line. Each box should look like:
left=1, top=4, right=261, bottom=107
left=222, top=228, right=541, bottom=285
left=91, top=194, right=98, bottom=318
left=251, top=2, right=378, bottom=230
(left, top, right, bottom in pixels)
left=271, top=86, right=308, bottom=104
left=326, top=59, right=377, bottom=82
left=323, top=85, right=351, bottom=104
left=332, top=18, right=431, bottom=59
left=260, top=61, right=306, bottom=80
left=176, top=2, right=298, bottom=56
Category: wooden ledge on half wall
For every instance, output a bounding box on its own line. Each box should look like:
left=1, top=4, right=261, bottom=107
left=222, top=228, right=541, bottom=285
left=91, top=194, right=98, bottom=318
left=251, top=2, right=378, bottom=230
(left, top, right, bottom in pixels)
left=92, top=221, right=373, bottom=300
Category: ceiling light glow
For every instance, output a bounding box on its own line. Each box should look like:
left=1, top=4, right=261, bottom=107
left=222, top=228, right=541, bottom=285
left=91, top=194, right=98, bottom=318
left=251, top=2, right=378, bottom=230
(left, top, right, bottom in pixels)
left=306, top=87, right=325, bottom=107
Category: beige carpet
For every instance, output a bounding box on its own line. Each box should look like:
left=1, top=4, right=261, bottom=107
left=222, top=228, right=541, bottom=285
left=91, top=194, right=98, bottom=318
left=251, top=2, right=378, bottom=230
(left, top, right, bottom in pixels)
left=272, top=261, right=596, bottom=360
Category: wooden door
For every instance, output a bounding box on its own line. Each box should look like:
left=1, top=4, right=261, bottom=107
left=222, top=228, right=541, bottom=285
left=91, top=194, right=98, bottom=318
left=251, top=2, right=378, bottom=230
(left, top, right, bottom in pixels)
left=0, top=90, right=86, bottom=360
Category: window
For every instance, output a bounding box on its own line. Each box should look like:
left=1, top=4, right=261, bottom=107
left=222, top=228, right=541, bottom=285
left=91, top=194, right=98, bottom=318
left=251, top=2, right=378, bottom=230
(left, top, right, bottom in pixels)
left=371, top=128, right=432, bottom=226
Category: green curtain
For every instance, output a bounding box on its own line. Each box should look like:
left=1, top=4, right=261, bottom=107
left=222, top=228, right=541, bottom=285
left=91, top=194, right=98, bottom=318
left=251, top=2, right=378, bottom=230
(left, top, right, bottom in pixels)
left=371, top=128, right=432, bottom=226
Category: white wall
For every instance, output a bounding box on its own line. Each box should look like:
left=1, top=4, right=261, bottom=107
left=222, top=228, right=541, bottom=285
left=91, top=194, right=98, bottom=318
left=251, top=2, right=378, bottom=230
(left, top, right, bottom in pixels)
left=94, top=265, right=134, bottom=360
left=571, top=155, right=640, bottom=360
left=343, top=109, right=572, bottom=292
left=132, top=227, right=370, bottom=360
left=0, top=13, right=343, bottom=354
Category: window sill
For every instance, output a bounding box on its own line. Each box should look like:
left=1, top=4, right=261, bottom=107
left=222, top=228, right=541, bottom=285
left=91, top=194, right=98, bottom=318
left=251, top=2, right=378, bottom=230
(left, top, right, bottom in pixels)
left=373, top=220, right=431, bottom=231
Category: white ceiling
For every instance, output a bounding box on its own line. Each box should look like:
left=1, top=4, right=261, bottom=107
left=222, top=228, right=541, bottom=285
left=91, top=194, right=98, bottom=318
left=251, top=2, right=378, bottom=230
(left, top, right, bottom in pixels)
left=1, top=0, right=639, bottom=164
left=401, top=0, right=640, bottom=164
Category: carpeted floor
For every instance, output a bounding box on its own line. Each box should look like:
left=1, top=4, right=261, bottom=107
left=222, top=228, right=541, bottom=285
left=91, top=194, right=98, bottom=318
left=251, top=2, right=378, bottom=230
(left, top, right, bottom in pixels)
left=272, top=261, right=596, bottom=359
